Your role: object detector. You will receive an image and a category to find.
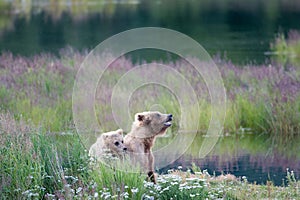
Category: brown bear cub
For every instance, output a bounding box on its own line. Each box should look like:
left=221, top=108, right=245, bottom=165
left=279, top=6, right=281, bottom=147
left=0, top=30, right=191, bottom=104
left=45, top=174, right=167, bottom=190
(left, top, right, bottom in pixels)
left=124, top=111, right=173, bottom=183
left=89, top=129, right=127, bottom=161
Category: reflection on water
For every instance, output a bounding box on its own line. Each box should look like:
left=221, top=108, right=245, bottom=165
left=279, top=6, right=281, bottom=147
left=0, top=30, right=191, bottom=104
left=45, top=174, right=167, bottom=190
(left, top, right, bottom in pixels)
left=1, top=0, right=300, bottom=63
left=156, top=133, right=300, bottom=186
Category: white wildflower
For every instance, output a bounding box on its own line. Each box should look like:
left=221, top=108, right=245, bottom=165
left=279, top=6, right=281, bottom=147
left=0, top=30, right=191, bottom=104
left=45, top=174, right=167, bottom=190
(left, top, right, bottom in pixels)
left=45, top=193, right=55, bottom=198
left=186, top=177, right=199, bottom=181
left=121, top=192, right=129, bottom=199
left=190, top=194, right=196, bottom=198
left=131, top=188, right=139, bottom=193
left=170, top=181, right=178, bottom=185
left=76, top=187, right=82, bottom=194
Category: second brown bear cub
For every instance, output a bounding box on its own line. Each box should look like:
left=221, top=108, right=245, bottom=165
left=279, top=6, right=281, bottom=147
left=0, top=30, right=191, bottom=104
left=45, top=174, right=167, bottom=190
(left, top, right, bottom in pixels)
left=124, top=111, right=173, bottom=183
left=89, top=129, right=127, bottom=160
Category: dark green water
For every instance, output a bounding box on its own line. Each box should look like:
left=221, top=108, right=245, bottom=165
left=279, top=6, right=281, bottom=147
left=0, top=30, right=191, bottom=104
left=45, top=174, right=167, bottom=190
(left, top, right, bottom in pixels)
left=1, top=0, right=300, bottom=64
left=156, top=133, right=300, bottom=186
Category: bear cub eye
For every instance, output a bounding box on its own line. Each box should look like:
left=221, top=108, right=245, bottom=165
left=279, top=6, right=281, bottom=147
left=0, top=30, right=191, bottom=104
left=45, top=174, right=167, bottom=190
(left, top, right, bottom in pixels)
left=114, top=141, right=120, bottom=146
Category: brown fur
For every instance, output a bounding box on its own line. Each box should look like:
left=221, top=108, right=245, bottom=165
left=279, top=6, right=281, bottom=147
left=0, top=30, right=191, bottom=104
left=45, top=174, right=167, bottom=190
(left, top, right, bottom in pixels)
left=124, top=111, right=172, bottom=183
left=142, top=137, right=154, bottom=153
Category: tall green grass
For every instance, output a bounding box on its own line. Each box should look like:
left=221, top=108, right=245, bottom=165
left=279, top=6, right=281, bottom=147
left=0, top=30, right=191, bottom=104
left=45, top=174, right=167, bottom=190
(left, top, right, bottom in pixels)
left=91, top=162, right=146, bottom=199
left=0, top=113, right=88, bottom=199
left=271, top=30, right=300, bottom=66
left=0, top=50, right=299, bottom=141
left=1, top=113, right=299, bottom=199
left=0, top=52, right=78, bottom=132
left=0, top=113, right=150, bottom=199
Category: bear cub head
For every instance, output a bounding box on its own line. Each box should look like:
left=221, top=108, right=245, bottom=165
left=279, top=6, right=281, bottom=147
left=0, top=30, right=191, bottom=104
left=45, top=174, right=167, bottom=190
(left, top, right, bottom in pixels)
left=103, top=129, right=127, bottom=155
left=133, top=111, right=173, bottom=137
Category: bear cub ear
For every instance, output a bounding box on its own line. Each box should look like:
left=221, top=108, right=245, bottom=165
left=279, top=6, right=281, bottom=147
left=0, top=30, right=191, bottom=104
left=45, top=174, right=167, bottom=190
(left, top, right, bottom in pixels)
left=116, top=129, right=123, bottom=135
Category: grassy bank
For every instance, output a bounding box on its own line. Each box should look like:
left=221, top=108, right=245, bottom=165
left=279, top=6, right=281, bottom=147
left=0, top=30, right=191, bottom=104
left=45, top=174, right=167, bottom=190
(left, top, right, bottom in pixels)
left=271, top=30, right=300, bottom=66
left=0, top=115, right=299, bottom=199
left=0, top=113, right=146, bottom=199
left=0, top=49, right=299, bottom=140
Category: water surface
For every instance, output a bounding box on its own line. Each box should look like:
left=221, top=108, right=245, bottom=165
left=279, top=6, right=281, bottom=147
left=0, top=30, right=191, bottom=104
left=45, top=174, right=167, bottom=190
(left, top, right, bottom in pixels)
left=1, top=0, right=300, bottom=64
left=156, top=133, right=300, bottom=186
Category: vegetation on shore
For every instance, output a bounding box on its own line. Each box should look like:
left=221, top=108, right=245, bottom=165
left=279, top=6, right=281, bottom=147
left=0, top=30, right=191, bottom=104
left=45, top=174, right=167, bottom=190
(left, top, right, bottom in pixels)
left=271, top=30, right=300, bottom=65
left=0, top=46, right=299, bottom=140
left=0, top=116, right=299, bottom=199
